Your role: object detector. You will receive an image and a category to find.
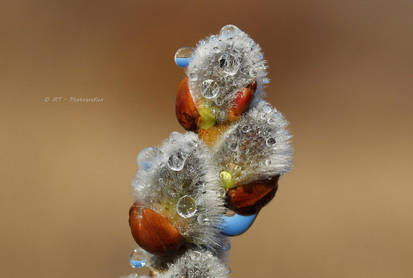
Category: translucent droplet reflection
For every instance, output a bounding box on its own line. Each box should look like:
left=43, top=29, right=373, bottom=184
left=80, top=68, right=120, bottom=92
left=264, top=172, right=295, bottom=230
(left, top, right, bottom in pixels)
left=167, top=151, right=186, bottom=171
left=266, top=137, right=276, bottom=147
left=190, top=250, right=202, bottom=261
left=200, top=79, right=220, bottom=99
left=174, top=47, right=194, bottom=68
left=176, top=195, right=197, bottom=218
left=218, top=53, right=241, bottom=76
left=129, top=248, right=146, bottom=269
left=220, top=24, right=241, bottom=35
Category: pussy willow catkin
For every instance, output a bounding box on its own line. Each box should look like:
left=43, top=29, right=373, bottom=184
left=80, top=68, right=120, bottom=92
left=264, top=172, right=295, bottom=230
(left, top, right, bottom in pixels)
left=125, top=25, right=293, bottom=278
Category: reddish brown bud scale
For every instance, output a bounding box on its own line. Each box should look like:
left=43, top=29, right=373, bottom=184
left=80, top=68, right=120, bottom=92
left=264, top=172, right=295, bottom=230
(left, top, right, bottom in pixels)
left=228, top=80, right=257, bottom=121
left=226, top=175, right=279, bottom=215
left=176, top=77, right=200, bottom=131
left=129, top=203, right=184, bottom=256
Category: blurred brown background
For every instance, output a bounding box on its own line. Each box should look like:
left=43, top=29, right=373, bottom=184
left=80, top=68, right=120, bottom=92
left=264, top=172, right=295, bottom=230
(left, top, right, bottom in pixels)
left=1, top=0, right=412, bottom=277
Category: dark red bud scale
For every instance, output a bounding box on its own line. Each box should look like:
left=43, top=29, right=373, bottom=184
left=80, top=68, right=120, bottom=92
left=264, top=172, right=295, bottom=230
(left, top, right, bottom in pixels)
left=129, top=203, right=184, bottom=256
left=176, top=77, right=200, bottom=131
left=226, top=175, right=279, bottom=215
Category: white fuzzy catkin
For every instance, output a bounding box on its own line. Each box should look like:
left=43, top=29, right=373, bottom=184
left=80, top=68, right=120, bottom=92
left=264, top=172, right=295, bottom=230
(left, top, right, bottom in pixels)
left=213, top=100, right=293, bottom=185
left=156, top=249, right=229, bottom=278
left=132, top=132, right=225, bottom=248
left=186, top=25, right=267, bottom=123
left=126, top=24, right=294, bottom=278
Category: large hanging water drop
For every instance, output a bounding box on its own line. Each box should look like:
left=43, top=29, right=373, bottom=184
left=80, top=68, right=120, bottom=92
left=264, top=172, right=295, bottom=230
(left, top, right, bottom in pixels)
left=176, top=195, right=197, bottom=218
left=129, top=248, right=146, bottom=269
left=218, top=213, right=257, bottom=236
left=174, top=47, right=194, bottom=68
left=167, top=151, right=186, bottom=171
left=200, top=79, right=220, bottom=99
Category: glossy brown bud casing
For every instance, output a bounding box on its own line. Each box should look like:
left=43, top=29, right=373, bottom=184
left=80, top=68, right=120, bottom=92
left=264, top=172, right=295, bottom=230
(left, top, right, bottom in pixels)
left=228, top=80, right=257, bottom=121
left=226, top=175, right=279, bottom=215
left=129, top=203, right=184, bottom=256
left=176, top=77, right=200, bottom=131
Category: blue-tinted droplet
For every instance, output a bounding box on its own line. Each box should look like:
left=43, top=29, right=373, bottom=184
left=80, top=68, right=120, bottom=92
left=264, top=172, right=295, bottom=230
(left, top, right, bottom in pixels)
left=129, top=249, right=146, bottom=269
left=174, top=47, right=194, bottom=68
left=218, top=213, right=257, bottom=236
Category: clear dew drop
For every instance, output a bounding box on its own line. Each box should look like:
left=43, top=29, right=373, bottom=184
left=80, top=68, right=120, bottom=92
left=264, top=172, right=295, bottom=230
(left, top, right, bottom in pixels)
left=200, top=79, right=220, bottom=99
left=266, top=137, right=276, bottom=146
left=174, top=47, right=194, bottom=68
left=190, top=251, right=202, bottom=261
left=241, top=125, right=251, bottom=133
left=218, top=53, right=241, bottom=76
left=176, top=195, right=197, bottom=218
left=220, top=24, right=241, bottom=35
left=167, top=151, right=187, bottom=171
left=174, top=219, right=189, bottom=235
left=262, top=104, right=272, bottom=114
left=228, top=141, right=238, bottom=151
left=197, top=213, right=210, bottom=225
left=129, top=249, right=146, bottom=269
left=265, top=159, right=272, bottom=166
left=214, top=97, right=224, bottom=106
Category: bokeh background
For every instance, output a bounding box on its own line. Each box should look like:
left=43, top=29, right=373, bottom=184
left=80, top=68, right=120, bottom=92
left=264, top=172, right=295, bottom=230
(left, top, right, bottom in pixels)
left=1, top=0, right=412, bottom=277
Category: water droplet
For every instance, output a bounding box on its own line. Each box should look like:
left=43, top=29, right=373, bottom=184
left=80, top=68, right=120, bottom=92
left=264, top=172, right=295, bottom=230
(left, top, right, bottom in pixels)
left=129, top=249, right=146, bottom=269
left=197, top=213, right=210, bottom=225
left=220, top=24, right=241, bottom=35
left=190, top=251, right=202, bottom=261
left=167, top=151, right=187, bottom=171
left=228, top=141, right=238, bottom=151
left=241, top=125, right=251, bottom=133
left=265, top=159, right=272, bottom=166
left=174, top=219, right=189, bottom=235
left=176, top=195, right=197, bottom=218
left=214, top=97, right=224, bottom=106
left=266, top=137, right=276, bottom=146
left=218, top=53, right=241, bottom=75
left=174, top=47, right=194, bottom=68
left=200, top=79, right=220, bottom=99
left=262, top=104, right=272, bottom=114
